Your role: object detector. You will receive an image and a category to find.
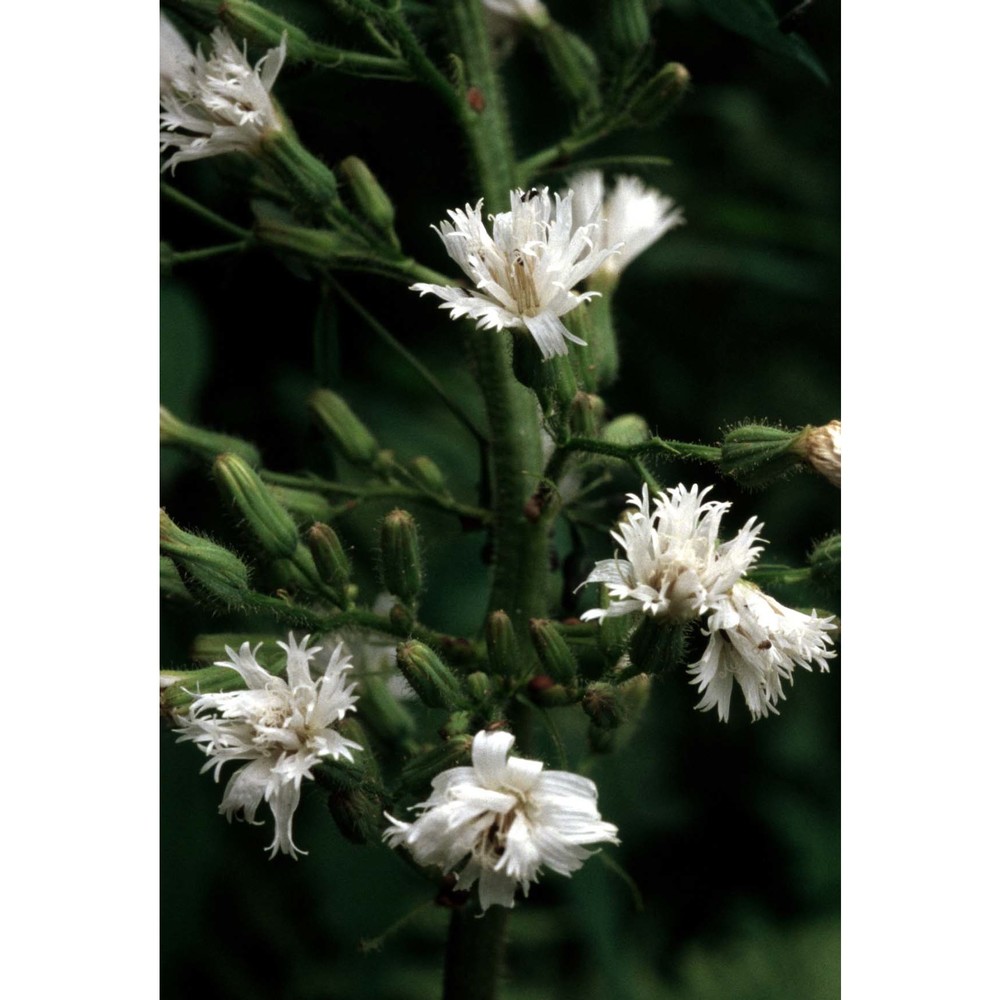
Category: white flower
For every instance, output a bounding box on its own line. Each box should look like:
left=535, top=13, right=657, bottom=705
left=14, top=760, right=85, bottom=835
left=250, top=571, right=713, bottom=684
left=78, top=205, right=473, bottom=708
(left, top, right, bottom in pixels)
left=580, top=483, right=763, bottom=623
left=482, top=0, right=548, bottom=24
left=411, top=188, right=621, bottom=360
left=566, top=171, right=684, bottom=278
left=160, top=18, right=286, bottom=172
left=689, top=581, right=837, bottom=722
left=174, top=634, right=361, bottom=858
left=384, top=730, right=619, bottom=910
left=801, top=419, right=841, bottom=487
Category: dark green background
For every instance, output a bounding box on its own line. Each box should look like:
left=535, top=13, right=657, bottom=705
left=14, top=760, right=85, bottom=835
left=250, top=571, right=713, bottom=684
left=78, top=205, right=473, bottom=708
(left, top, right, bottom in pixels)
left=162, top=1, right=840, bottom=995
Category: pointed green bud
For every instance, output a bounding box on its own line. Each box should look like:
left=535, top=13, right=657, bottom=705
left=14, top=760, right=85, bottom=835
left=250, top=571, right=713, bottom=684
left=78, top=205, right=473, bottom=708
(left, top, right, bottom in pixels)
left=357, top=675, right=417, bottom=747
left=328, top=782, right=385, bottom=845
left=808, top=533, right=841, bottom=587
left=309, top=389, right=380, bottom=467
left=213, top=453, right=300, bottom=558
left=268, top=544, right=327, bottom=597
left=720, top=423, right=805, bottom=487
left=396, top=641, right=464, bottom=709
left=254, top=217, right=369, bottom=265
left=625, top=62, right=691, bottom=127
left=406, top=456, right=450, bottom=497
left=264, top=485, right=335, bottom=526
left=401, top=735, right=473, bottom=791
left=628, top=618, right=687, bottom=673
left=465, top=672, right=493, bottom=704
left=160, top=405, right=261, bottom=468
left=568, top=392, right=607, bottom=438
left=160, top=510, right=252, bottom=609
left=306, top=522, right=352, bottom=595
left=534, top=22, right=602, bottom=114
left=340, top=156, right=399, bottom=246
left=530, top=619, right=578, bottom=686
left=606, top=0, right=650, bottom=55
left=602, top=414, right=650, bottom=448
left=379, top=509, right=423, bottom=603
left=486, top=610, right=519, bottom=683
left=160, top=556, right=192, bottom=603
left=582, top=682, right=619, bottom=730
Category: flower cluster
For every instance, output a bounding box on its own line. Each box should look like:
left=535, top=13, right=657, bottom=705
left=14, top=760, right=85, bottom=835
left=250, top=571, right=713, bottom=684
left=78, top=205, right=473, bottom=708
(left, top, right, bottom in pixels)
left=384, top=729, right=619, bottom=910
left=411, top=187, right=620, bottom=359
left=566, top=171, right=684, bottom=280
left=173, top=634, right=361, bottom=858
left=581, top=484, right=836, bottom=721
left=159, top=16, right=286, bottom=172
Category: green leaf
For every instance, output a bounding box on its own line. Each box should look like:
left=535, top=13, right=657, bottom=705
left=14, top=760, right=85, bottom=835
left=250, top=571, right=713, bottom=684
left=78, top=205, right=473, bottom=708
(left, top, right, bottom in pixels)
left=693, top=0, right=829, bottom=84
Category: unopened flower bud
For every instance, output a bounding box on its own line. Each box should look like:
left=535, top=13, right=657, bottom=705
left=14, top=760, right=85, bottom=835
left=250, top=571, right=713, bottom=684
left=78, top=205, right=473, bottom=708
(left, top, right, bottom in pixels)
left=213, top=453, right=300, bottom=559
left=357, top=675, right=417, bottom=746
left=309, top=389, right=380, bottom=467
left=808, top=533, right=841, bottom=587
left=486, top=610, right=520, bottom=682
left=214, top=0, right=314, bottom=60
left=265, top=485, right=335, bottom=526
left=160, top=510, right=252, bottom=608
left=259, top=130, right=343, bottom=222
left=440, top=711, right=473, bottom=738
left=535, top=21, right=602, bottom=114
left=379, top=509, right=423, bottom=603
left=401, top=735, right=473, bottom=791
left=602, top=414, right=650, bottom=448
left=530, top=619, right=578, bottom=686
left=406, top=456, right=450, bottom=497
left=794, top=419, right=841, bottom=487
left=396, top=641, right=464, bottom=709
left=328, top=783, right=386, bottom=845
left=160, top=405, right=261, bottom=468
left=340, top=156, right=399, bottom=245
left=606, top=0, right=650, bottom=55
left=626, top=62, right=691, bottom=126
left=582, top=682, right=619, bottom=729
left=465, top=672, right=494, bottom=704
left=306, top=522, right=352, bottom=595
left=254, top=217, right=367, bottom=264
left=569, top=392, right=606, bottom=438
left=720, top=423, right=802, bottom=487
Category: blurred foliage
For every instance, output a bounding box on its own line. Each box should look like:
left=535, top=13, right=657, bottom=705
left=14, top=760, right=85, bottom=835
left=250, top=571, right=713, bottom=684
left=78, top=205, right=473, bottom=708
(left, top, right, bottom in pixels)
left=161, top=0, right=839, bottom=995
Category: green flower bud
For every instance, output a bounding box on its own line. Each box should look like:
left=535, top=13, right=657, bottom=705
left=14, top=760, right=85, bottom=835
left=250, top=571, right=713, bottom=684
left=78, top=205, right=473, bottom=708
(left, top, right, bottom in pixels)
left=340, top=156, right=399, bottom=245
left=264, top=485, right=335, bottom=526
left=401, top=735, right=473, bottom=791
left=396, top=641, right=464, bottom=709
left=602, top=414, right=650, bottom=448
left=465, top=672, right=494, bottom=704
left=309, top=389, right=380, bottom=467
left=254, top=217, right=368, bottom=265
left=538, top=353, right=579, bottom=421
left=213, top=453, right=300, bottom=559
left=628, top=618, right=687, bottom=674
left=534, top=22, right=602, bottom=114
left=720, top=423, right=804, bottom=487
left=486, top=610, right=519, bottom=683
left=160, top=556, right=192, bottom=603
left=606, top=0, right=650, bottom=55
left=586, top=674, right=651, bottom=753
left=529, top=619, right=578, bottom=686
left=379, top=509, right=423, bottom=603
left=808, top=533, right=841, bottom=587
left=440, top=711, right=474, bottom=738
left=215, top=0, right=315, bottom=60
left=306, top=522, right=352, bottom=595
left=625, top=62, right=691, bottom=127
left=328, top=783, right=386, bottom=845
left=406, top=456, right=450, bottom=497
left=582, top=682, right=619, bottom=730
left=258, top=130, right=342, bottom=222
left=569, top=392, right=607, bottom=438
left=160, top=405, right=261, bottom=468
left=160, top=510, right=252, bottom=609
left=357, top=675, right=417, bottom=747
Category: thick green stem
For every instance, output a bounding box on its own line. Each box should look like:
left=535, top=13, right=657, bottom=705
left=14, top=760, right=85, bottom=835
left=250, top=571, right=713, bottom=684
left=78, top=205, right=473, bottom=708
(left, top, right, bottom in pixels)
left=443, top=907, right=509, bottom=1000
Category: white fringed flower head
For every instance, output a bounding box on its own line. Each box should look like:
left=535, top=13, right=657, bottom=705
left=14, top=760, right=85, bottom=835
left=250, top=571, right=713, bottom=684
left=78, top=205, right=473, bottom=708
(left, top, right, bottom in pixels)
left=689, top=581, right=837, bottom=722
left=160, top=16, right=286, bottom=173
left=566, top=171, right=684, bottom=279
left=410, top=187, right=621, bottom=360
left=384, top=730, right=619, bottom=910
left=801, top=419, right=841, bottom=487
left=580, top=483, right=764, bottom=624
left=174, top=634, right=361, bottom=858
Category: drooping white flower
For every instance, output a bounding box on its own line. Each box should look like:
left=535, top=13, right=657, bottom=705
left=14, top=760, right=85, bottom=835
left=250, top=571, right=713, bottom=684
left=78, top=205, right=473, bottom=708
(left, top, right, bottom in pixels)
left=384, top=730, right=619, bottom=910
left=688, top=581, right=837, bottom=722
left=410, top=188, right=621, bottom=360
left=160, top=18, right=286, bottom=172
left=566, top=171, right=684, bottom=279
left=580, top=483, right=764, bottom=623
left=174, top=634, right=361, bottom=858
